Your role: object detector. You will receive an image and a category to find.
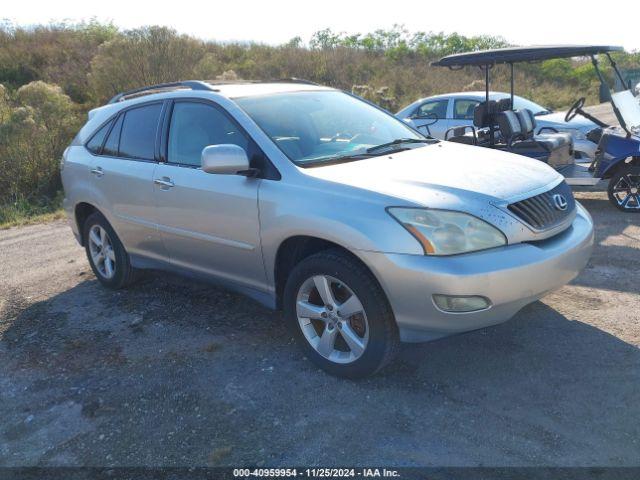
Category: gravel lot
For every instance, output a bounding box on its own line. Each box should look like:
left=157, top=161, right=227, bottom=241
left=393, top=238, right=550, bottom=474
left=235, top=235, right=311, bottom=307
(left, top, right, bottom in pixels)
left=0, top=190, right=638, bottom=467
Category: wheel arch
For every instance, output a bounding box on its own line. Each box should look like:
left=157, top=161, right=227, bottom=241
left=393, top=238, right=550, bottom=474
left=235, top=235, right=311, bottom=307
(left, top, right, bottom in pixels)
left=273, top=235, right=381, bottom=310
left=601, top=156, right=640, bottom=179
left=74, top=202, right=103, bottom=246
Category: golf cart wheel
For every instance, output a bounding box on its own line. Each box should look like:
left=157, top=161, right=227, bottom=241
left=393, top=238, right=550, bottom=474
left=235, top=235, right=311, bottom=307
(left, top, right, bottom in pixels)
left=283, top=249, right=400, bottom=379
left=607, top=164, right=640, bottom=212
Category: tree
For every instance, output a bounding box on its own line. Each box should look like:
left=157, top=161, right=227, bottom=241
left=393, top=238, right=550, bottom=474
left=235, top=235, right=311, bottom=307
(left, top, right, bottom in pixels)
left=0, top=21, right=118, bottom=102
left=309, top=29, right=343, bottom=50
left=88, top=26, right=206, bottom=101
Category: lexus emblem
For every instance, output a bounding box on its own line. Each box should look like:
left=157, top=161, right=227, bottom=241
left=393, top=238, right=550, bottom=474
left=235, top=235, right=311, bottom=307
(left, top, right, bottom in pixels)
left=552, top=194, right=568, bottom=211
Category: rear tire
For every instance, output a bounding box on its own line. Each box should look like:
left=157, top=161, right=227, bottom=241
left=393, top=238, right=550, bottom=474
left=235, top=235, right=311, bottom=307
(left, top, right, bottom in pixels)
left=83, top=212, right=139, bottom=289
left=607, top=164, right=640, bottom=212
left=283, top=249, right=400, bottom=378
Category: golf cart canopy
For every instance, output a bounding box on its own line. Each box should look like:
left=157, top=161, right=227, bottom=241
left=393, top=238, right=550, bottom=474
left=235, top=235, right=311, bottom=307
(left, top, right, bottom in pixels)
left=432, top=45, right=624, bottom=67
left=432, top=44, right=637, bottom=133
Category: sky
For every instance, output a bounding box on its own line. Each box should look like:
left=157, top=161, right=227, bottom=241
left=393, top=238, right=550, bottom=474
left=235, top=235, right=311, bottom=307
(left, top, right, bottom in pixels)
left=4, top=0, right=640, bottom=51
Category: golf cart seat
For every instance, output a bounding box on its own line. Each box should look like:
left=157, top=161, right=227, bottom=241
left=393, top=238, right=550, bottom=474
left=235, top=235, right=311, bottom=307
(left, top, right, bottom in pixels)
left=473, top=100, right=498, bottom=129
left=495, top=110, right=573, bottom=166
left=495, top=99, right=573, bottom=151
left=515, top=109, right=573, bottom=149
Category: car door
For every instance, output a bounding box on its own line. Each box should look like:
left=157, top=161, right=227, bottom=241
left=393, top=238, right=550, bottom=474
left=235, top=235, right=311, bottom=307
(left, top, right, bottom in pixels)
left=86, top=102, right=166, bottom=260
left=153, top=99, right=266, bottom=291
left=410, top=99, right=450, bottom=139
left=449, top=98, right=480, bottom=134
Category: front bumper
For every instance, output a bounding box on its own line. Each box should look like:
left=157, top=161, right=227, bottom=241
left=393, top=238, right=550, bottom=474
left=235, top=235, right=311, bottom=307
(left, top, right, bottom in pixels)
left=357, top=203, right=594, bottom=342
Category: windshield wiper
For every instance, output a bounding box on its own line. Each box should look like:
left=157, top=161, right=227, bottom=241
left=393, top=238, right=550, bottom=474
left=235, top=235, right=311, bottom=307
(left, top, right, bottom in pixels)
left=366, top=138, right=430, bottom=154
left=300, top=152, right=375, bottom=167
left=299, top=138, right=432, bottom=167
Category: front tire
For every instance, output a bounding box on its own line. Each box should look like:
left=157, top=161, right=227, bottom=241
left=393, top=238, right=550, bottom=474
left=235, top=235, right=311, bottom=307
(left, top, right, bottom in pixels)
left=83, top=212, right=139, bottom=289
left=608, top=164, right=640, bottom=212
left=283, top=249, right=400, bottom=378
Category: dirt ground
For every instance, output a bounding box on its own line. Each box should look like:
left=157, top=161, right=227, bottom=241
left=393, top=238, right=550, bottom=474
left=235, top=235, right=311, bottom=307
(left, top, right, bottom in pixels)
left=0, top=190, right=638, bottom=467
left=584, top=102, right=618, bottom=126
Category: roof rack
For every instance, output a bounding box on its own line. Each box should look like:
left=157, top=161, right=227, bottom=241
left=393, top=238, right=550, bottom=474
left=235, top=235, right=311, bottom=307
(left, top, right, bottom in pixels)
left=107, top=80, right=216, bottom=104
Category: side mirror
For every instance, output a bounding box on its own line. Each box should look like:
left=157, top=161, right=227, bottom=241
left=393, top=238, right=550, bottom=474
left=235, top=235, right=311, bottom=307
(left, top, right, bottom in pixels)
left=201, top=144, right=250, bottom=175
left=599, top=83, right=612, bottom=103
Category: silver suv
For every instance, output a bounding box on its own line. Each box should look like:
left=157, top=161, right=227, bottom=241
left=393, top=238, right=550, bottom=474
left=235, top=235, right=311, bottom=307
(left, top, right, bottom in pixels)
left=61, top=80, right=594, bottom=378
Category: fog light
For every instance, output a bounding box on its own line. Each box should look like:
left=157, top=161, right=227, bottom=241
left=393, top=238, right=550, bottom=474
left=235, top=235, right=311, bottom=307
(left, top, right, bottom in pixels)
left=432, top=294, right=491, bottom=313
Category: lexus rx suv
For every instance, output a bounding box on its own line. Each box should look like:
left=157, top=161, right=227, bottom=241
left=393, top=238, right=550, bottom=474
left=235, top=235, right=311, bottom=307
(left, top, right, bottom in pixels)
left=61, top=80, right=594, bottom=378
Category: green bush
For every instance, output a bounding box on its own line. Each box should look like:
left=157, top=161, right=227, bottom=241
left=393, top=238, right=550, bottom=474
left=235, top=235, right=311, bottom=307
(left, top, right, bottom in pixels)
left=0, top=191, right=63, bottom=227
left=0, top=81, right=82, bottom=205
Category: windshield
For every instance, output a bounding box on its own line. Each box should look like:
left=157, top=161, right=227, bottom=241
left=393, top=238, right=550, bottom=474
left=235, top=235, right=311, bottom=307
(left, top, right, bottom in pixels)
left=611, top=90, right=640, bottom=131
left=511, top=95, right=551, bottom=115
left=235, top=91, right=426, bottom=165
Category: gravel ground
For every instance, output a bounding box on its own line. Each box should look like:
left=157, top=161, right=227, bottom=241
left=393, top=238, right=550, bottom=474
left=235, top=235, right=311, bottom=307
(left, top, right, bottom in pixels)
left=0, top=190, right=638, bottom=467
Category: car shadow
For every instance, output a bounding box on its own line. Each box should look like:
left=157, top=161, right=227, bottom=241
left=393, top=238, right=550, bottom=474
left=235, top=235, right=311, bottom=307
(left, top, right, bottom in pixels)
left=1, top=272, right=639, bottom=467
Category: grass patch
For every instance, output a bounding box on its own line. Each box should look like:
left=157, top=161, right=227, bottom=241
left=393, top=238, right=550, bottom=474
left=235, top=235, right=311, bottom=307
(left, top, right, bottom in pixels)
left=0, top=194, right=65, bottom=229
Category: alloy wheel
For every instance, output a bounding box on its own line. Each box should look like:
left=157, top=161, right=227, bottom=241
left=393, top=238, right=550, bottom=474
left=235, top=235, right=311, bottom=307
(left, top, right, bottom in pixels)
left=296, top=275, right=369, bottom=364
left=88, top=225, right=116, bottom=279
left=612, top=172, right=640, bottom=210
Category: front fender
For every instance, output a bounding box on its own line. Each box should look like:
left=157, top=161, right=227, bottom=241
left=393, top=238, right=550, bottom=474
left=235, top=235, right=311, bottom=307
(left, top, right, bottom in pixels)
left=257, top=181, right=424, bottom=287
left=597, top=131, right=640, bottom=178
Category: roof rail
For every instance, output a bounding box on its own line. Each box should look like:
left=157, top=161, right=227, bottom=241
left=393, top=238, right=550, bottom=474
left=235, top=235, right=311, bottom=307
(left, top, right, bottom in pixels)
left=107, top=80, right=216, bottom=104
left=272, top=77, right=320, bottom=86
left=202, top=78, right=320, bottom=86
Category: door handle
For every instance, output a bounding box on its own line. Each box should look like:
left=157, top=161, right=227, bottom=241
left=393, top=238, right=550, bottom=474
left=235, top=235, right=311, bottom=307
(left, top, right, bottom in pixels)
left=90, top=166, right=104, bottom=177
left=154, top=177, right=175, bottom=188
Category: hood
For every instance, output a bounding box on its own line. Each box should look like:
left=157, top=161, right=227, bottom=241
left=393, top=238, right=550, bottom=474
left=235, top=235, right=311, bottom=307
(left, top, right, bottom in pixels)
left=303, top=141, right=561, bottom=207
left=537, top=111, right=596, bottom=131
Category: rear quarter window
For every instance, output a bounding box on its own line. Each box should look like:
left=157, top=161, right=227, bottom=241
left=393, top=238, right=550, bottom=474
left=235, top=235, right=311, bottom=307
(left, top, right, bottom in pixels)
left=102, top=114, right=124, bottom=157
left=86, top=119, right=114, bottom=154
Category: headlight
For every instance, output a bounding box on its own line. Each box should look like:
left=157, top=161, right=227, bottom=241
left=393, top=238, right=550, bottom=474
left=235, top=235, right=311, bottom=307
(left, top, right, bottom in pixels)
left=550, top=127, right=586, bottom=141
left=387, top=208, right=507, bottom=255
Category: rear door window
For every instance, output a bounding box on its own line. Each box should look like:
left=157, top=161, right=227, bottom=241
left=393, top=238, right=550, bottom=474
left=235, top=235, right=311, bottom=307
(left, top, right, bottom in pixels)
left=118, top=103, right=163, bottom=160
left=102, top=114, right=123, bottom=157
left=454, top=99, right=480, bottom=120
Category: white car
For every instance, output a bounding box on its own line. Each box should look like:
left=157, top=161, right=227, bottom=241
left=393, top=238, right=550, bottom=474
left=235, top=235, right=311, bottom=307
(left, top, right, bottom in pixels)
left=397, top=91, right=599, bottom=160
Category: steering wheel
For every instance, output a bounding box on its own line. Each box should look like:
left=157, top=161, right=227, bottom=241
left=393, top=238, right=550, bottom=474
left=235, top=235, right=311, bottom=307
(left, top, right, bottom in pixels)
left=565, top=97, right=586, bottom=122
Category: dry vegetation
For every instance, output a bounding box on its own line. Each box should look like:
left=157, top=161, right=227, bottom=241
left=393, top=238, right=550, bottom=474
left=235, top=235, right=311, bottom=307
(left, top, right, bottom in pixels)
left=0, top=21, right=638, bottom=224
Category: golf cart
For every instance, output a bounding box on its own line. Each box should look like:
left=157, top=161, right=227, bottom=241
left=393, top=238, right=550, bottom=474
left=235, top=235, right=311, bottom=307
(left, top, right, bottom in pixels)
left=432, top=45, right=640, bottom=212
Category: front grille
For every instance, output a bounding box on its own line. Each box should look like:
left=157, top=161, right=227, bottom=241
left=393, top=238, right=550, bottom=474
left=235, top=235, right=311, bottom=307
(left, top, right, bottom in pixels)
left=508, top=181, right=575, bottom=230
